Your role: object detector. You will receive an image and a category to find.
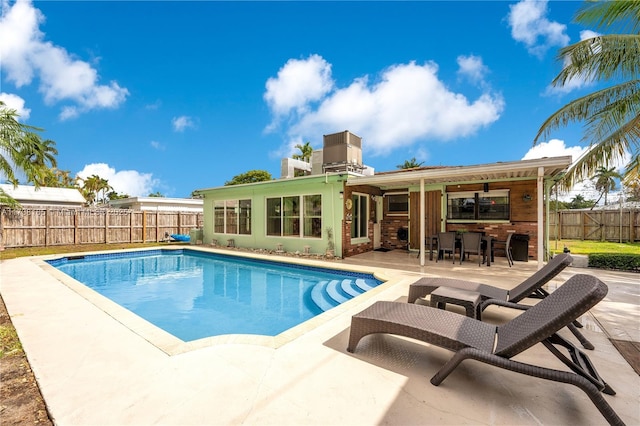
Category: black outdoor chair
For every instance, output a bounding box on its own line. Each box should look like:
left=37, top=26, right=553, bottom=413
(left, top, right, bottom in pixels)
left=461, top=232, right=483, bottom=266
left=492, top=232, right=514, bottom=267
left=437, top=232, right=457, bottom=263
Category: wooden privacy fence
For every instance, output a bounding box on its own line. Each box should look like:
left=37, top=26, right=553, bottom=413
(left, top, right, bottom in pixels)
left=0, top=207, right=204, bottom=248
left=548, top=209, right=640, bottom=242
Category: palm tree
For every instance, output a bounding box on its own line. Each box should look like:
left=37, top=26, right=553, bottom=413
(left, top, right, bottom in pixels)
left=0, top=101, right=57, bottom=206
left=292, top=142, right=313, bottom=163
left=80, top=174, right=110, bottom=205
left=625, top=176, right=640, bottom=201
left=397, top=157, right=424, bottom=169
left=97, top=177, right=112, bottom=205
left=55, top=168, right=79, bottom=188
left=534, top=1, right=640, bottom=191
left=17, top=134, right=59, bottom=186
left=592, top=166, right=622, bottom=206
left=569, top=193, right=596, bottom=209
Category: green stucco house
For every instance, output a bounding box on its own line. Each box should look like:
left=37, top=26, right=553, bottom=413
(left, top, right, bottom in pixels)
left=196, top=131, right=572, bottom=267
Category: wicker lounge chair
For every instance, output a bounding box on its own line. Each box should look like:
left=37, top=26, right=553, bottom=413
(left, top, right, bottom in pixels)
left=347, top=274, right=623, bottom=426
left=407, top=253, right=593, bottom=350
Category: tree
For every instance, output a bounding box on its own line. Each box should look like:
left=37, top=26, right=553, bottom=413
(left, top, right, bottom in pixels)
left=625, top=177, right=640, bottom=201
left=225, top=170, right=272, bottom=186
left=592, top=166, right=622, bottom=206
left=16, top=134, right=58, bottom=186
left=568, top=194, right=596, bottom=209
left=292, top=142, right=313, bottom=163
left=80, top=174, right=112, bottom=205
left=43, top=168, right=79, bottom=188
left=549, top=199, right=571, bottom=211
left=534, top=1, right=640, bottom=191
left=0, top=101, right=58, bottom=206
left=148, top=191, right=164, bottom=197
left=397, top=157, right=424, bottom=169
left=106, top=191, right=130, bottom=200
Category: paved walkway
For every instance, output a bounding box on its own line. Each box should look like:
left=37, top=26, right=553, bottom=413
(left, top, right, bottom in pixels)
left=1, top=247, right=638, bottom=425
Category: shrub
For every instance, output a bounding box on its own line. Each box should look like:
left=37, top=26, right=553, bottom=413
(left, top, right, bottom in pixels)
left=588, top=253, right=640, bottom=272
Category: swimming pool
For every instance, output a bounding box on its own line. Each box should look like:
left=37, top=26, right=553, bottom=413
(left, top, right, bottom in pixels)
left=46, top=249, right=383, bottom=342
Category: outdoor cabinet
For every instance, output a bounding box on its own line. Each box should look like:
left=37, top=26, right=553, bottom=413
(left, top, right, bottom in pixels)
left=511, top=234, right=530, bottom=262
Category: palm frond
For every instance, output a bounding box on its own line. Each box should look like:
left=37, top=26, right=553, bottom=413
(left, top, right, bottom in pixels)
left=0, top=188, right=21, bottom=208
left=553, top=35, right=640, bottom=85
left=575, top=0, right=640, bottom=33
left=534, top=80, right=640, bottom=143
left=623, top=153, right=640, bottom=184
left=584, top=82, right=640, bottom=144
left=557, top=116, right=639, bottom=190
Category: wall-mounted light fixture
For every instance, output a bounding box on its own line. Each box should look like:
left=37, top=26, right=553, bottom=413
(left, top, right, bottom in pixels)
left=339, top=191, right=344, bottom=199
left=522, top=193, right=532, bottom=202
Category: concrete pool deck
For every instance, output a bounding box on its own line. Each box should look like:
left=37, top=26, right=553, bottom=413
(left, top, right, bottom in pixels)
left=1, top=247, right=638, bottom=425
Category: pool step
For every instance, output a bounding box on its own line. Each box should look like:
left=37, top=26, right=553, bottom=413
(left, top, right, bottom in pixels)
left=354, top=278, right=374, bottom=292
left=340, top=279, right=363, bottom=297
left=326, top=280, right=349, bottom=304
left=310, top=281, right=338, bottom=312
left=310, top=278, right=380, bottom=312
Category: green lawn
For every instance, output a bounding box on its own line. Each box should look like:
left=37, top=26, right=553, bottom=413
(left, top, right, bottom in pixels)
left=548, top=239, right=640, bottom=255
left=0, top=242, right=185, bottom=261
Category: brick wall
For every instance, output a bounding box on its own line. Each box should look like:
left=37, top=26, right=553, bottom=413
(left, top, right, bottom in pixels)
left=380, top=218, right=410, bottom=250
left=341, top=185, right=381, bottom=257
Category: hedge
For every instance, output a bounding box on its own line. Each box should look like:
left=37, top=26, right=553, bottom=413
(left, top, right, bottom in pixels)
left=588, top=253, right=640, bottom=272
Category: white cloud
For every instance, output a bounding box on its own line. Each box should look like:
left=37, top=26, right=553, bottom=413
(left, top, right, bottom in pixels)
left=0, top=92, right=30, bottom=120
left=0, top=0, right=128, bottom=119
left=266, top=58, right=504, bottom=156
left=264, top=54, right=334, bottom=126
left=76, top=163, right=158, bottom=197
left=456, top=55, right=489, bottom=86
left=522, top=139, right=589, bottom=200
left=150, top=140, right=164, bottom=150
left=522, top=138, right=586, bottom=163
left=521, top=139, right=628, bottom=203
left=507, top=0, right=569, bottom=58
left=172, top=116, right=195, bottom=132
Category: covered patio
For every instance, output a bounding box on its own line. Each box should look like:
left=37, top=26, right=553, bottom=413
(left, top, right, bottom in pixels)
left=347, top=156, right=573, bottom=267
left=1, top=247, right=638, bottom=425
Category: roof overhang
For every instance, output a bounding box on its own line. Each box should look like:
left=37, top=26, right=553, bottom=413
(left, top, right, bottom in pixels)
left=0, top=184, right=86, bottom=205
left=109, top=197, right=204, bottom=206
left=346, top=156, right=572, bottom=189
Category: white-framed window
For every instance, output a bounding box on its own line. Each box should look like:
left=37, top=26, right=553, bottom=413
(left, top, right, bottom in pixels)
left=386, top=192, right=409, bottom=215
left=214, top=199, right=252, bottom=234
left=447, top=190, right=510, bottom=220
left=351, top=193, right=368, bottom=238
left=266, top=194, right=322, bottom=238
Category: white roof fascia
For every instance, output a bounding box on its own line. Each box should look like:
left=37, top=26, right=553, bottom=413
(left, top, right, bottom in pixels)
left=346, top=156, right=572, bottom=187
left=0, top=184, right=85, bottom=204
left=109, top=197, right=203, bottom=206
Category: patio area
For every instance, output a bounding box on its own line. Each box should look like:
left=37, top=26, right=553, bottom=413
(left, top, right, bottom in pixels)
left=1, top=247, right=638, bottom=425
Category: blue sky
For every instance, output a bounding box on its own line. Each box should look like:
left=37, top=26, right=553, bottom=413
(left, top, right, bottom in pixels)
left=0, top=0, right=618, bottom=200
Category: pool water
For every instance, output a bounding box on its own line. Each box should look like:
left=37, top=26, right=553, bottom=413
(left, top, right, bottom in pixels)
left=47, top=249, right=382, bottom=341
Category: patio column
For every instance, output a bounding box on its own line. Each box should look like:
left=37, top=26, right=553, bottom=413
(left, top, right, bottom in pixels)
left=419, top=178, right=425, bottom=266
left=537, top=166, right=544, bottom=269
